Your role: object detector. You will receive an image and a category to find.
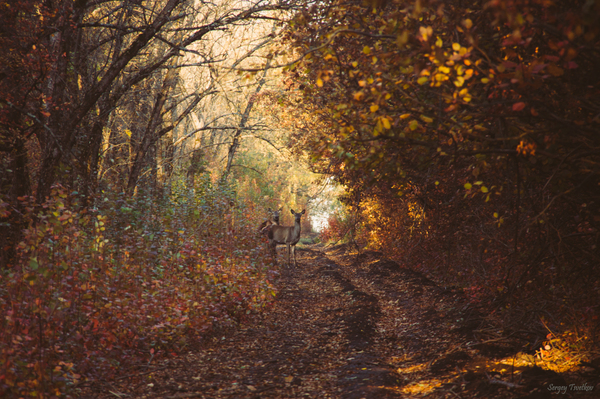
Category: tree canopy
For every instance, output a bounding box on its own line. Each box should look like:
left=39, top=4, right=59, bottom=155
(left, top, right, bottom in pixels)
left=284, top=0, right=600, bottom=342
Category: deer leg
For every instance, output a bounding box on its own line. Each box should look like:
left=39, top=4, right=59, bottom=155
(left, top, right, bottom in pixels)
left=292, top=245, right=297, bottom=267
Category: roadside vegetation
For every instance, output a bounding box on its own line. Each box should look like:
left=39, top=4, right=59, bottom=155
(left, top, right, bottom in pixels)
left=289, top=0, right=600, bottom=372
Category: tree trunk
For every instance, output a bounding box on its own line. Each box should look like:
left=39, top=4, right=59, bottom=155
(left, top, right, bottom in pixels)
left=81, top=108, right=110, bottom=205
left=127, top=70, right=178, bottom=195
left=0, top=136, right=31, bottom=268
left=223, top=58, right=271, bottom=179
left=36, top=0, right=183, bottom=202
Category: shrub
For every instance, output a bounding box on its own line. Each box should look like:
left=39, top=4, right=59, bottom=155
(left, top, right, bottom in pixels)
left=0, top=182, right=278, bottom=397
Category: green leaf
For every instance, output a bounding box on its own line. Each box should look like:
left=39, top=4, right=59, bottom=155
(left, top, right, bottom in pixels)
left=464, top=183, right=472, bottom=190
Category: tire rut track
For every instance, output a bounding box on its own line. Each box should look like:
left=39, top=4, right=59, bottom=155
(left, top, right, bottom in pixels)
left=88, top=244, right=556, bottom=399
left=316, top=253, right=402, bottom=398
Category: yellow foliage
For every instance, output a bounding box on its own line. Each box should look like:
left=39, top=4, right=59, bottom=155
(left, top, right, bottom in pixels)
left=382, top=117, right=391, bottom=129
left=419, top=26, right=433, bottom=41
left=454, top=76, right=465, bottom=87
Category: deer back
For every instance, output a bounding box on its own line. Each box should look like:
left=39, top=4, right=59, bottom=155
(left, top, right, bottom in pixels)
left=267, top=224, right=296, bottom=244
left=268, top=209, right=305, bottom=244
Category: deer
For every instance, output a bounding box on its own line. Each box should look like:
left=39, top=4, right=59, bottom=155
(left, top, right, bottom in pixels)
left=258, top=207, right=282, bottom=236
left=267, top=209, right=305, bottom=268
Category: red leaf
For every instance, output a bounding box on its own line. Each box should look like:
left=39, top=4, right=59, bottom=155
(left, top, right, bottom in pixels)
left=502, top=60, right=519, bottom=68
left=512, top=102, right=526, bottom=111
left=544, top=55, right=560, bottom=62
left=531, top=63, right=547, bottom=74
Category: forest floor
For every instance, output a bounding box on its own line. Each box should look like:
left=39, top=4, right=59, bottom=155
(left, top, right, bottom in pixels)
left=85, top=244, right=598, bottom=398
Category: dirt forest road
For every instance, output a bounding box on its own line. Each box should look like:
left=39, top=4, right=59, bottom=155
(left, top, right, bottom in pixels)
left=87, top=245, right=597, bottom=398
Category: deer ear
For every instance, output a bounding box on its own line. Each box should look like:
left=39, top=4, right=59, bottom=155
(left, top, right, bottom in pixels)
left=278, top=207, right=283, bottom=212
left=268, top=207, right=272, bottom=212
left=302, top=209, right=306, bottom=214
left=290, top=209, right=295, bottom=214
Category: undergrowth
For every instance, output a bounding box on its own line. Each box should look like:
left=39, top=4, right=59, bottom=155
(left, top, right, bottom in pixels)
left=0, top=177, right=278, bottom=397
